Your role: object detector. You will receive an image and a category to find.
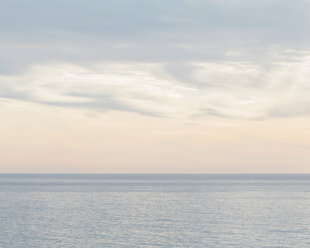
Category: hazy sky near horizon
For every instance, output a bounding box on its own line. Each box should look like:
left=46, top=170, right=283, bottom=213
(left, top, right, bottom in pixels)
left=1, top=0, right=310, bottom=173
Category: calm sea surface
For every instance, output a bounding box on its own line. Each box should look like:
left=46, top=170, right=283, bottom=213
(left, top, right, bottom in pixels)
left=0, top=174, right=310, bottom=247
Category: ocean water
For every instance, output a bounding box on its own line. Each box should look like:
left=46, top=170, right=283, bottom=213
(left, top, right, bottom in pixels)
left=0, top=174, right=310, bottom=248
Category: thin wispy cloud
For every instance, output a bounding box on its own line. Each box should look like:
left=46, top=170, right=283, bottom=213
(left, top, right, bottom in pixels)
left=1, top=0, right=310, bottom=119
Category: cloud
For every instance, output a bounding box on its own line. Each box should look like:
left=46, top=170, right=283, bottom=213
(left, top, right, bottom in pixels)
left=0, top=63, right=192, bottom=116
left=1, top=1, right=310, bottom=119
left=1, top=0, right=310, bottom=73
left=0, top=53, right=310, bottom=120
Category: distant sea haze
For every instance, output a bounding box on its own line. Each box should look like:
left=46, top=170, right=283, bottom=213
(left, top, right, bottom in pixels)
left=0, top=174, right=309, bottom=247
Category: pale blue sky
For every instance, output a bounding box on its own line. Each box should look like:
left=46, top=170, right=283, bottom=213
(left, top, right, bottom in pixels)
left=1, top=0, right=310, bottom=172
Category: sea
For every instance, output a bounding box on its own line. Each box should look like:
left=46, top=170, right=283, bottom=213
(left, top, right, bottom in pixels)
left=0, top=174, right=309, bottom=248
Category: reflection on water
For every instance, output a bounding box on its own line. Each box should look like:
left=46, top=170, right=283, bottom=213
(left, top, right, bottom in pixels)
left=0, top=174, right=310, bottom=247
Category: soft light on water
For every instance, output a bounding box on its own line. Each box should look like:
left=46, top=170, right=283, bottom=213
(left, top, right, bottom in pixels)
left=0, top=174, right=310, bottom=247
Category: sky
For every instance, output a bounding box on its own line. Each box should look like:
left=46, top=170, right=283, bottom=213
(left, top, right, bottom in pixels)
left=1, top=0, right=310, bottom=173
